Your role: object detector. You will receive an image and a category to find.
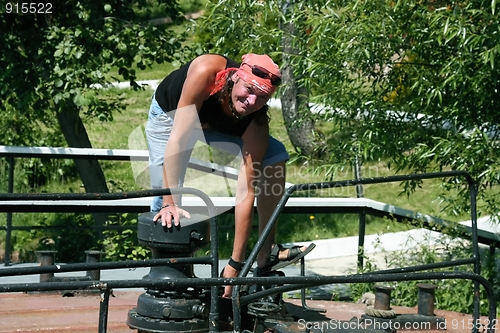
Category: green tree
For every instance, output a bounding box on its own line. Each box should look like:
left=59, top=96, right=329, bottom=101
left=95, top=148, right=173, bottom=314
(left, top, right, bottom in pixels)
left=194, top=0, right=326, bottom=158
left=0, top=1, right=190, bottom=226
left=196, top=0, right=499, bottom=219
left=302, top=0, right=500, bottom=219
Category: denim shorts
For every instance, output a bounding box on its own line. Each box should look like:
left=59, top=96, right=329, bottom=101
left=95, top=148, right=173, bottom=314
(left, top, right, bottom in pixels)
left=145, top=94, right=289, bottom=211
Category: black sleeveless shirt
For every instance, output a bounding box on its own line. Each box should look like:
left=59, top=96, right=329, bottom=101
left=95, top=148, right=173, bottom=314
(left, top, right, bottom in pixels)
left=154, top=55, right=265, bottom=137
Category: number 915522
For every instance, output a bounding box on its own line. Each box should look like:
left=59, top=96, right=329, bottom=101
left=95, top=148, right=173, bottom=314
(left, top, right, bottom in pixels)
left=6, top=3, right=53, bottom=14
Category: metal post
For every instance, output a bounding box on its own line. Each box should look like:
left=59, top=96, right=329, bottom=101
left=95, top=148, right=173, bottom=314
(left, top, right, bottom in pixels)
left=374, top=285, right=393, bottom=310
left=36, top=250, right=57, bottom=282
left=488, top=244, right=496, bottom=286
left=416, top=283, right=437, bottom=316
left=98, top=286, right=111, bottom=333
left=4, top=154, right=14, bottom=266
left=354, top=155, right=366, bottom=270
left=85, top=250, right=105, bottom=280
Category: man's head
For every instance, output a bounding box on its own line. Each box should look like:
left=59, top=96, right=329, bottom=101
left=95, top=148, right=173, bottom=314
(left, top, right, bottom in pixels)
left=226, top=54, right=281, bottom=118
left=235, top=54, right=281, bottom=95
left=210, top=54, right=281, bottom=119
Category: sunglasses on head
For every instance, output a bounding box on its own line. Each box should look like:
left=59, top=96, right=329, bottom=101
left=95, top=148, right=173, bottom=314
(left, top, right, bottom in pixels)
left=243, top=63, right=282, bottom=86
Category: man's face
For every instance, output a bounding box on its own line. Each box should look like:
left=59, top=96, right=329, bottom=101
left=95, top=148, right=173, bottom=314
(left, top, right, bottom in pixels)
left=230, top=75, right=270, bottom=117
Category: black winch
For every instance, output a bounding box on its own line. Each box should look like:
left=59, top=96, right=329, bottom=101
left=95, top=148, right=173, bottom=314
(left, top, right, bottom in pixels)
left=127, top=212, right=211, bottom=333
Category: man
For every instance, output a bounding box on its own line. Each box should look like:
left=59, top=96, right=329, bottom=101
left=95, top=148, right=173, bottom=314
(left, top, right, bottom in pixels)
left=146, top=53, right=314, bottom=297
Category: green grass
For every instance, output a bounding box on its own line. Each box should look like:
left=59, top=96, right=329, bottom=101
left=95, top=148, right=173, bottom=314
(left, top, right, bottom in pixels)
left=108, top=62, right=177, bottom=82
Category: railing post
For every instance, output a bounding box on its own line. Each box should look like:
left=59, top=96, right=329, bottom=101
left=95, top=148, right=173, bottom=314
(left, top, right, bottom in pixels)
left=354, top=155, right=366, bottom=270
left=85, top=250, right=105, bottom=280
left=4, top=154, right=14, bottom=266
left=36, top=250, right=57, bottom=282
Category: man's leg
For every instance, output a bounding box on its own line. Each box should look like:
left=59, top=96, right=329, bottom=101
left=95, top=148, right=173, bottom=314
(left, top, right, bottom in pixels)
left=255, top=161, right=310, bottom=271
left=256, top=161, right=286, bottom=268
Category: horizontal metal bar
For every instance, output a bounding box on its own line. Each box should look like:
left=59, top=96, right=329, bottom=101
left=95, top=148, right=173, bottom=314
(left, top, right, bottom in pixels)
left=369, top=257, right=477, bottom=274
left=0, top=256, right=214, bottom=278
left=0, top=271, right=491, bottom=293
left=290, top=170, right=474, bottom=193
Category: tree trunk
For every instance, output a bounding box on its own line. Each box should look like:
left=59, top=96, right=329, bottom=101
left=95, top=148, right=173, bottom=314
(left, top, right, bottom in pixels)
left=280, top=2, right=325, bottom=159
left=56, top=103, right=109, bottom=237
left=280, top=50, right=318, bottom=157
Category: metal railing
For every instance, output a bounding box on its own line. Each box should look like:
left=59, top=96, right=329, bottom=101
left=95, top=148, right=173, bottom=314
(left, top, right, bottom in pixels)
left=232, top=170, right=489, bottom=331
left=0, top=145, right=242, bottom=266
left=0, top=145, right=497, bottom=332
left=2, top=145, right=499, bottom=267
left=0, top=171, right=497, bottom=333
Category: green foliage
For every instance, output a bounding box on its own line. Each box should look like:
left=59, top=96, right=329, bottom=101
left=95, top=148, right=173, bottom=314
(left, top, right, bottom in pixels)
left=196, top=0, right=500, bottom=221
left=24, top=212, right=96, bottom=263
left=0, top=0, right=196, bottom=261
left=193, top=0, right=284, bottom=60
left=349, top=232, right=500, bottom=315
left=178, top=0, right=208, bottom=13
left=0, top=103, right=76, bottom=188
left=0, top=0, right=191, bottom=149
left=300, top=1, right=500, bottom=219
left=101, top=213, right=149, bottom=261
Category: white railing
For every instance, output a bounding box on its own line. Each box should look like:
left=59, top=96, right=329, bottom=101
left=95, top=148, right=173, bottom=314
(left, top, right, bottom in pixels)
left=1, top=145, right=498, bottom=267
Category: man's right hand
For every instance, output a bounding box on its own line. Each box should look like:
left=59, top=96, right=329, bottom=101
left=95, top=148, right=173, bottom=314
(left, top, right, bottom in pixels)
left=153, top=206, right=191, bottom=228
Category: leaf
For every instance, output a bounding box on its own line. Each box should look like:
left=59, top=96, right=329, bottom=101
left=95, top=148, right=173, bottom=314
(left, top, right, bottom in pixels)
left=443, top=17, right=450, bottom=35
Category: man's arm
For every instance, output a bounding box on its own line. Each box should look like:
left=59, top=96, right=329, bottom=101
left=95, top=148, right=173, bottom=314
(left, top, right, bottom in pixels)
left=154, top=55, right=227, bottom=227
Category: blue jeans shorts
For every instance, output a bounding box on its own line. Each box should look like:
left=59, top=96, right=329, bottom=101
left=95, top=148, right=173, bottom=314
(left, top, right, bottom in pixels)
left=145, top=94, right=289, bottom=211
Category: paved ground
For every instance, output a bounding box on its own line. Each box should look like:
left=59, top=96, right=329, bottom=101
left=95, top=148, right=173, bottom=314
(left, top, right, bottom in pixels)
left=1, top=222, right=497, bottom=333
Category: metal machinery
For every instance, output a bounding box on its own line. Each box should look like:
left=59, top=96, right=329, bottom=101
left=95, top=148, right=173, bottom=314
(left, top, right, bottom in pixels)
left=126, top=211, right=289, bottom=332
left=127, top=212, right=213, bottom=332
left=126, top=212, right=393, bottom=333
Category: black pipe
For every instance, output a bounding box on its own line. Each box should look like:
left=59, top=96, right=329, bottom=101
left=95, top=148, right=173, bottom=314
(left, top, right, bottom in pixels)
left=0, top=256, right=214, bottom=277
left=4, top=154, right=14, bottom=266
left=353, top=155, right=366, bottom=270
left=370, top=257, right=476, bottom=274
left=98, top=286, right=111, bottom=333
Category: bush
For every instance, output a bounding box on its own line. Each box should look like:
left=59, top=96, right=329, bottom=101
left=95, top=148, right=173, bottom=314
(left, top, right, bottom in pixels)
left=349, top=231, right=500, bottom=316
left=101, top=213, right=149, bottom=261
left=28, top=212, right=97, bottom=263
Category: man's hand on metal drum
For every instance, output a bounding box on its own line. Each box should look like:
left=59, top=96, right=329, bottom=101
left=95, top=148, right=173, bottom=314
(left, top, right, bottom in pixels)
left=153, top=206, right=191, bottom=228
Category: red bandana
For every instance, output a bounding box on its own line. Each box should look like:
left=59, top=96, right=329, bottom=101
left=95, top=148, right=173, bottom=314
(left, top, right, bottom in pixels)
left=210, top=54, right=281, bottom=96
